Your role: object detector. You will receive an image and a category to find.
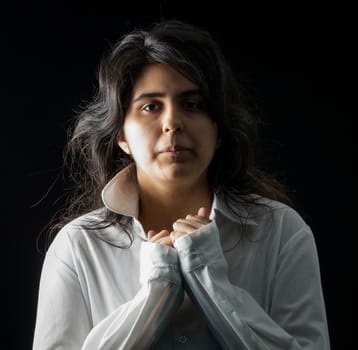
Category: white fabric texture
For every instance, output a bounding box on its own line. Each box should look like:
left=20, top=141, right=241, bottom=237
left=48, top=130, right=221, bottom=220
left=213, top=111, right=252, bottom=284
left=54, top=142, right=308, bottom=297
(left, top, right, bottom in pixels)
left=33, top=165, right=330, bottom=349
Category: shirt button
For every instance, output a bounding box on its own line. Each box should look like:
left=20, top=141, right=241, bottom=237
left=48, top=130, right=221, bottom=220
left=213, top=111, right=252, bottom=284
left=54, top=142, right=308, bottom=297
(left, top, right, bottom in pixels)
left=177, top=335, right=187, bottom=343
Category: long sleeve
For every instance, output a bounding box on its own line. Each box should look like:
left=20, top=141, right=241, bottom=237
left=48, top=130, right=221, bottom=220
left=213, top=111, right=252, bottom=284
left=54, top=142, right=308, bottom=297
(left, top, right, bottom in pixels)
left=33, top=236, right=183, bottom=350
left=174, top=220, right=330, bottom=350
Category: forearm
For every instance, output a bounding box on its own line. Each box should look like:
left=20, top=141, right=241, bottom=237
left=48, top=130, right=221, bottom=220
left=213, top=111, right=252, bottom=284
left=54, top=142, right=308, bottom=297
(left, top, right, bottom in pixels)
left=83, top=277, right=183, bottom=350
left=181, top=265, right=299, bottom=350
left=34, top=242, right=183, bottom=350
left=175, top=222, right=328, bottom=350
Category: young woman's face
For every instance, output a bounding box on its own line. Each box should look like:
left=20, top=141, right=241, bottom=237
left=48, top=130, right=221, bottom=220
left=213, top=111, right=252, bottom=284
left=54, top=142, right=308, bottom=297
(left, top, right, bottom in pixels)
left=118, top=63, right=218, bottom=189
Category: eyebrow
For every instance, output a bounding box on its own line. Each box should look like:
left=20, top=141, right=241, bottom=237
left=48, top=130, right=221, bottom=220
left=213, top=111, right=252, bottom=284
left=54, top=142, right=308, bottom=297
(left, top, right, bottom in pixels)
left=132, top=89, right=202, bottom=103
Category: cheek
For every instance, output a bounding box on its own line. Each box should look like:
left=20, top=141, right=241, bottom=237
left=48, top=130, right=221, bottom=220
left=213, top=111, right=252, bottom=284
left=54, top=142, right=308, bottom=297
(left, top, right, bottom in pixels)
left=195, top=126, right=218, bottom=160
left=205, top=124, right=218, bottom=152
left=124, top=122, right=143, bottom=142
left=124, top=122, right=156, bottom=151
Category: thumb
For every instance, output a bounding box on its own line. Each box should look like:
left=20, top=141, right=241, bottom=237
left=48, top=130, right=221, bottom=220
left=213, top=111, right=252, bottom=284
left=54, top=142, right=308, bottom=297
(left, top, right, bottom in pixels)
left=198, top=207, right=209, bottom=219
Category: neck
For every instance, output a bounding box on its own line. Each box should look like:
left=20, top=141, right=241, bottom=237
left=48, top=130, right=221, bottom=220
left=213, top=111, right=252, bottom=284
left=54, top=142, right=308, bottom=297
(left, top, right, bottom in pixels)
left=138, top=179, right=213, bottom=234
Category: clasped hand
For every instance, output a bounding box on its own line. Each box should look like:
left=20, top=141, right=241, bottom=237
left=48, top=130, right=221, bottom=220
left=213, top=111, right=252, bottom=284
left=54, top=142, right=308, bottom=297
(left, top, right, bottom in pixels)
left=148, top=207, right=210, bottom=247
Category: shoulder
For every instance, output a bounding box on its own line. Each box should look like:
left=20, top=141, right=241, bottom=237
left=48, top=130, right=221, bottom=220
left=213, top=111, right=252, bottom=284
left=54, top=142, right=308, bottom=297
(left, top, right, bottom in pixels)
left=45, top=207, right=102, bottom=249
left=251, top=196, right=307, bottom=226
left=248, top=195, right=313, bottom=247
left=218, top=192, right=308, bottom=230
left=46, top=207, right=127, bottom=261
left=52, top=207, right=107, bottom=243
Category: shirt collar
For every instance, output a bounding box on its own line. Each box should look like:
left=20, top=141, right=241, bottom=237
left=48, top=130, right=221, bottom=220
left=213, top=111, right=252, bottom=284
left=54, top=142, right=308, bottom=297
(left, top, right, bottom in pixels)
left=101, top=164, right=257, bottom=225
left=101, top=164, right=139, bottom=218
left=211, top=192, right=258, bottom=226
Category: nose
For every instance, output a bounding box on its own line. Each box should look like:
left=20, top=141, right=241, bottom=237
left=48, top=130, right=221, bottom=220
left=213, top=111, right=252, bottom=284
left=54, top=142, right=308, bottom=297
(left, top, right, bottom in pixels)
left=162, top=106, right=184, bottom=134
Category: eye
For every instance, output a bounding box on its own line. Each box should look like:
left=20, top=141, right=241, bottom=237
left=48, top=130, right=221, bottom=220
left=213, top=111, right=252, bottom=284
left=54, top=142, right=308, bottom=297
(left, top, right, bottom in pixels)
left=142, top=103, right=159, bottom=112
left=183, top=100, right=205, bottom=111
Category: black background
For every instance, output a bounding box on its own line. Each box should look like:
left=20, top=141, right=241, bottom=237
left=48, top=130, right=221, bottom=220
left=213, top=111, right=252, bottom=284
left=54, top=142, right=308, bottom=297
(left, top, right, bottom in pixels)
left=4, top=4, right=354, bottom=349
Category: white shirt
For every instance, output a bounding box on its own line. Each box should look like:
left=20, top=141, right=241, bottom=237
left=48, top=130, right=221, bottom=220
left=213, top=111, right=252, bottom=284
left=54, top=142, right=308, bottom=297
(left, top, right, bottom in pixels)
left=33, top=165, right=330, bottom=349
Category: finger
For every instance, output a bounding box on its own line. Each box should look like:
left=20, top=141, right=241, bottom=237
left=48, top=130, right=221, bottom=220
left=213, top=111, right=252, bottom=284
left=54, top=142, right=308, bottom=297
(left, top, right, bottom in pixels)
left=147, top=230, right=156, bottom=240
left=198, top=207, right=209, bottom=219
left=170, top=230, right=186, bottom=243
left=172, top=220, right=198, bottom=233
left=149, top=229, right=170, bottom=242
left=185, top=214, right=210, bottom=225
left=156, top=236, right=174, bottom=247
left=150, top=230, right=170, bottom=242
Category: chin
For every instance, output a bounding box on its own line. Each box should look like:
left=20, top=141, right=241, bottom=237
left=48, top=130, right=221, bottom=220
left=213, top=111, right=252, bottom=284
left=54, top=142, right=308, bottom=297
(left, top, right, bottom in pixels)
left=162, top=168, right=193, bottom=180
left=160, top=164, right=207, bottom=185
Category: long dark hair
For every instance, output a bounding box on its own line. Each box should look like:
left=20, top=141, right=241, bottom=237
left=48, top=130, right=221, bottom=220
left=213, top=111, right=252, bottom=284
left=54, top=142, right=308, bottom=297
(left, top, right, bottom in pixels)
left=47, top=19, right=293, bottom=247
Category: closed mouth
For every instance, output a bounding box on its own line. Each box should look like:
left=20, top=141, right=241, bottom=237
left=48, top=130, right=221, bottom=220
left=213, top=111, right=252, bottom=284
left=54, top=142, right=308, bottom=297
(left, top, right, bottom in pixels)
left=159, top=145, right=191, bottom=153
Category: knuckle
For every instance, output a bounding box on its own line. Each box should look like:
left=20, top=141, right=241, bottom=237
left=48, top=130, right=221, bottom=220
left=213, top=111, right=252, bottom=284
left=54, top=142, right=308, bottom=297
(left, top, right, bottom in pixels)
left=172, top=222, right=179, bottom=229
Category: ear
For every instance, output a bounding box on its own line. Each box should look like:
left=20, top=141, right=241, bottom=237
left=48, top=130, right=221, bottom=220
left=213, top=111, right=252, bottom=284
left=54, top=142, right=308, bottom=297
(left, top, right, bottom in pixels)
left=117, top=133, right=131, bottom=155
left=118, top=141, right=130, bottom=155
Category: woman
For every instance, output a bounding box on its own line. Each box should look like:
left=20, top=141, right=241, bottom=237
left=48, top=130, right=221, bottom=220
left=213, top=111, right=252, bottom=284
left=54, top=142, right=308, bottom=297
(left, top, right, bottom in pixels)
left=33, top=19, right=330, bottom=349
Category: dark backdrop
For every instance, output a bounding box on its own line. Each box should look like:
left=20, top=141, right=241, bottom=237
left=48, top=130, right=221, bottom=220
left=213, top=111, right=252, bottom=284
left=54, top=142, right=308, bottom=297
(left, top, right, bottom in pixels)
left=5, top=6, right=353, bottom=350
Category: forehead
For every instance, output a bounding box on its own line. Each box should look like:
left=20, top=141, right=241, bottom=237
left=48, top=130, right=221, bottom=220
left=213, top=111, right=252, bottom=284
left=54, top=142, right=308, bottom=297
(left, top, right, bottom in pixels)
left=131, top=64, right=198, bottom=97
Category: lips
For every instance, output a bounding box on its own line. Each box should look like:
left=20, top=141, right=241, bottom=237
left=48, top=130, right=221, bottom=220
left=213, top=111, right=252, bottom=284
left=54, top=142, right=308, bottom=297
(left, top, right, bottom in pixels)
left=158, top=145, right=191, bottom=154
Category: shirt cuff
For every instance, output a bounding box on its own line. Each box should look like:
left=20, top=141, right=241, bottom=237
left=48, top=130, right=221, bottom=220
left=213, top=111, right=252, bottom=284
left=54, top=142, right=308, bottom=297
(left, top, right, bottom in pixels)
left=139, top=242, right=181, bottom=285
left=174, top=221, right=225, bottom=273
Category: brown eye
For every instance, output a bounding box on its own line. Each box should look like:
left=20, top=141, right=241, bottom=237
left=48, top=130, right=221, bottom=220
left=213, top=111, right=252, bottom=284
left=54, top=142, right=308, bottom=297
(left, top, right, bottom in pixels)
left=183, top=100, right=205, bottom=111
left=143, top=103, right=159, bottom=112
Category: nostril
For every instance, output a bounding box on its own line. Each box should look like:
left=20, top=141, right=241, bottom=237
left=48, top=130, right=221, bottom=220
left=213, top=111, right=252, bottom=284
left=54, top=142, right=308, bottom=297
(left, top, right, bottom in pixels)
left=163, top=125, right=182, bottom=133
